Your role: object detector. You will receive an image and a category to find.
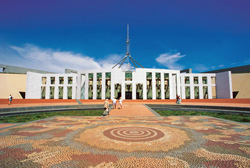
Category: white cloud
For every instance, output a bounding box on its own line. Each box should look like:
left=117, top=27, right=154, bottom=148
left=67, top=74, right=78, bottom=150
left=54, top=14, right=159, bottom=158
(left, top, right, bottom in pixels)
left=192, top=64, right=209, bottom=72
left=8, top=44, right=123, bottom=73
left=156, top=52, right=185, bottom=70
left=98, top=54, right=124, bottom=69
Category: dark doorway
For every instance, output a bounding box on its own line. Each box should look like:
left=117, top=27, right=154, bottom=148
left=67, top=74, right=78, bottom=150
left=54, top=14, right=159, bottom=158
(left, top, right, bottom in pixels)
left=126, top=92, right=132, bottom=99
left=19, top=92, right=25, bottom=99
left=117, top=92, right=121, bottom=99
left=233, top=91, right=239, bottom=99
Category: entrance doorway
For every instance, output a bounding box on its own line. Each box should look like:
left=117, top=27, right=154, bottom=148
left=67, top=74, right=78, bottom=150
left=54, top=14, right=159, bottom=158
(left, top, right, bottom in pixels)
left=125, top=83, right=132, bottom=99
left=115, top=83, right=122, bottom=99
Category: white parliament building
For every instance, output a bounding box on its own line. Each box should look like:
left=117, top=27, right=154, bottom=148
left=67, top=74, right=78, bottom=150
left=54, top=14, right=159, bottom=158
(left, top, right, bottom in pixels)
left=25, top=25, right=233, bottom=100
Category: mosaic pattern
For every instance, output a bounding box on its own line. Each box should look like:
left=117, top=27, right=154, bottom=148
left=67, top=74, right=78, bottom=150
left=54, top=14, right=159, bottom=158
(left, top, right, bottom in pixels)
left=103, top=126, right=164, bottom=142
left=0, top=116, right=249, bottom=168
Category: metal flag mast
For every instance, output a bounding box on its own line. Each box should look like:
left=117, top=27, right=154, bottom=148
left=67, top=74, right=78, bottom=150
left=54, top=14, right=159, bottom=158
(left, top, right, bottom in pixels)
left=112, top=24, right=144, bottom=69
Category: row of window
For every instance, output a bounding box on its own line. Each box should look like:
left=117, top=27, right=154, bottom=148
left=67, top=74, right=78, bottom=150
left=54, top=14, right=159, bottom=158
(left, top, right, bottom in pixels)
left=42, top=77, right=73, bottom=85
left=41, top=86, right=73, bottom=99
left=87, top=72, right=172, bottom=82
left=184, top=76, right=216, bottom=84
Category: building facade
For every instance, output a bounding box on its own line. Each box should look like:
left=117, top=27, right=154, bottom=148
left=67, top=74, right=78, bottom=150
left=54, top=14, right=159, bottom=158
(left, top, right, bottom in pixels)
left=25, top=68, right=232, bottom=100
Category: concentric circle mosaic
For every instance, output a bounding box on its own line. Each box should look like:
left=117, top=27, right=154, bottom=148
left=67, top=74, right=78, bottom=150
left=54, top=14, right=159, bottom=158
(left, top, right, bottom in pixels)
left=103, top=126, right=164, bottom=142
left=74, top=123, right=191, bottom=152
left=0, top=116, right=249, bottom=168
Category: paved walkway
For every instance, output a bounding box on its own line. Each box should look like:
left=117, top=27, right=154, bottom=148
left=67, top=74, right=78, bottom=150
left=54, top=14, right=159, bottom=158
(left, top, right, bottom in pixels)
left=109, top=103, right=155, bottom=116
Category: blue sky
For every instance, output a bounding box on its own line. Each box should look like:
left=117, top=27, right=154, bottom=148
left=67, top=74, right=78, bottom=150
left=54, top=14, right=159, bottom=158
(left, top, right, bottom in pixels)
left=0, top=0, right=249, bottom=73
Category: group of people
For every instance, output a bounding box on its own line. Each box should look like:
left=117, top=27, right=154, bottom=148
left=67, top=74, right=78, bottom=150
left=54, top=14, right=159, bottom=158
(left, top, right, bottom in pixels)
left=103, top=97, right=123, bottom=116
left=112, top=97, right=123, bottom=109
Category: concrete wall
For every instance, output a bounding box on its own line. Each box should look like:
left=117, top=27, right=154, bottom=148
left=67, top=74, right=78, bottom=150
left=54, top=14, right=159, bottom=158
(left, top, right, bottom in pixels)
left=26, top=72, right=77, bottom=99
left=0, top=73, right=27, bottom=99
left=216, top=71, right=233, bottom=99
left=231, top=73, right=250, bottom=98
left=180, top=73, right=216, bottom=99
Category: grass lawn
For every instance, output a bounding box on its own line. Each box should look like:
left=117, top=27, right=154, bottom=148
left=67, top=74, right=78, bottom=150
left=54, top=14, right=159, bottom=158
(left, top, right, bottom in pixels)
left=0, top=110, right=103, bottom=123
left=156, top=110, right=250, bottom=122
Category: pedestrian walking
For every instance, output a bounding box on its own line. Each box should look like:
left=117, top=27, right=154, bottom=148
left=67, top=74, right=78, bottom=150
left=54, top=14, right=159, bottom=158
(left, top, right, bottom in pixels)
left=112, top=97, right=117, bottom=109
left=8, top=95, right=13, bottom=105
left=177, top=95, right=181, bottom=104
left=103, top=99, right=109, bottom=116
left=118, top=97, right=123, bottom=109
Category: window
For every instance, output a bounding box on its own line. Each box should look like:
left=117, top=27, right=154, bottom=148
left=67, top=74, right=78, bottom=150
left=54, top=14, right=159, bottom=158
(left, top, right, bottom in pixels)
left=59, top=77, right=64, bottom=84
left=194, top=77, right=199, bottom=84
left=88, top=73, right=93, bottom=99
left=185, top=77, right=190, bottom=84
left=51, top=77, right=55, bottom=84
left=146, top=72, right=152, bottom=99
left=68, top=77, right=73, bottom=84
left=194, top=86, right=199, bottom=99
left=67, top=86, right=72, bottom=99
left=59, top=86, right=63, bottom=99
left=41, top=86, right=46, bottom=99
left=136, top=83, right=143, bottom=99
left=125, top=72, right=132, bottom=81
left=202, top=77, right=207, bottom=84
left=97, top=73, right=102, bottom=99
left=185, top=86, right=190, bottom=99
left=50, top=86, right=55, bottom=99
left=105, top=72, right=111, bottom=99
left=42, top=77, right=47, bottom=85
left=155, top=73, right=161, bottom=99
left=211, top=77, right=216, bottom=84
left=164, top=73, right=169, bottom=99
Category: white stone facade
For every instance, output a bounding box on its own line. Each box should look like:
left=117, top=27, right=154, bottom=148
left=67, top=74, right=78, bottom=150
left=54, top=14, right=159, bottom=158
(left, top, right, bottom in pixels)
left=25, top=68, right=233, bottom=100
left=26, top=72, right=77, bottom=99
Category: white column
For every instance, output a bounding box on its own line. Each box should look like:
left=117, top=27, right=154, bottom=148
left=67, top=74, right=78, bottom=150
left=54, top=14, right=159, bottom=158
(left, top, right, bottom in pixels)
left=169, top=73, right=173, bottom=99
left=207, top=76, right=213, bottom=99
left=72, top=76, right=77, bottom=99
left=85, top=73, right=89, bottom=99
left=180, top=75, right=185, bottom=99
left=102, top=72, right=105, bottom=99
left=122, top=83, right=125, bottom=100
left=111, top=73, right=115, bottom=99
left=45, top=76, right=50, bottom=99
left=132, top=82, right=136, bottom=100
left=76, top=73, right=81, bottom=99
left=161, top=72, right=164, bottom=99
left=176, top=73, right=181, bottom=96
left=190, top=76, right=194, bottom=99
left=199, top=76, right=203, bottom=99
left=63, top=76, right=67, bottom=99
left=93, top=73, right=97, bottom=99
left=54, top=77, right=59, bottom=99
left=152, top=72, right=156, bottom=100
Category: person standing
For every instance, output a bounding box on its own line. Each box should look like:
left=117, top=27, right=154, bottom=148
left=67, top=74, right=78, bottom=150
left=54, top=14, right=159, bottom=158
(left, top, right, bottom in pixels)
left=103, top=99, right=109, bottom=116
left=104, top=99, right=109, bottom=111
left=177, top=95, right=181, bottom=104
left=8, top=95, right=13, bottom=105
left=119, top=97, right=123, bottom=109
left=176, top=94, right=179, bottom=104
left=112, top=97, right=117, bottom=109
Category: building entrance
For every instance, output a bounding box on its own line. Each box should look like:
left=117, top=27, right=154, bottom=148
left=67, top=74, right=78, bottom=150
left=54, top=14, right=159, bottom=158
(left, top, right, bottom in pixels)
left=125, top=83, right=132, bottom=99
left=115, top=83, right=122, bottom=99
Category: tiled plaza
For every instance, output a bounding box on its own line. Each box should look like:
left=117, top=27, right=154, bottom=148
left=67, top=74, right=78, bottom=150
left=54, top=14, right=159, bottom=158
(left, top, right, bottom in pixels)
left=0, top=115, right=249, bottom=168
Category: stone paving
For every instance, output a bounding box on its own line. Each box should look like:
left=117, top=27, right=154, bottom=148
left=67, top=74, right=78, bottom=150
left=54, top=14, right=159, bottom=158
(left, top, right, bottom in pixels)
left=0, top=115, right=249, bottom=168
